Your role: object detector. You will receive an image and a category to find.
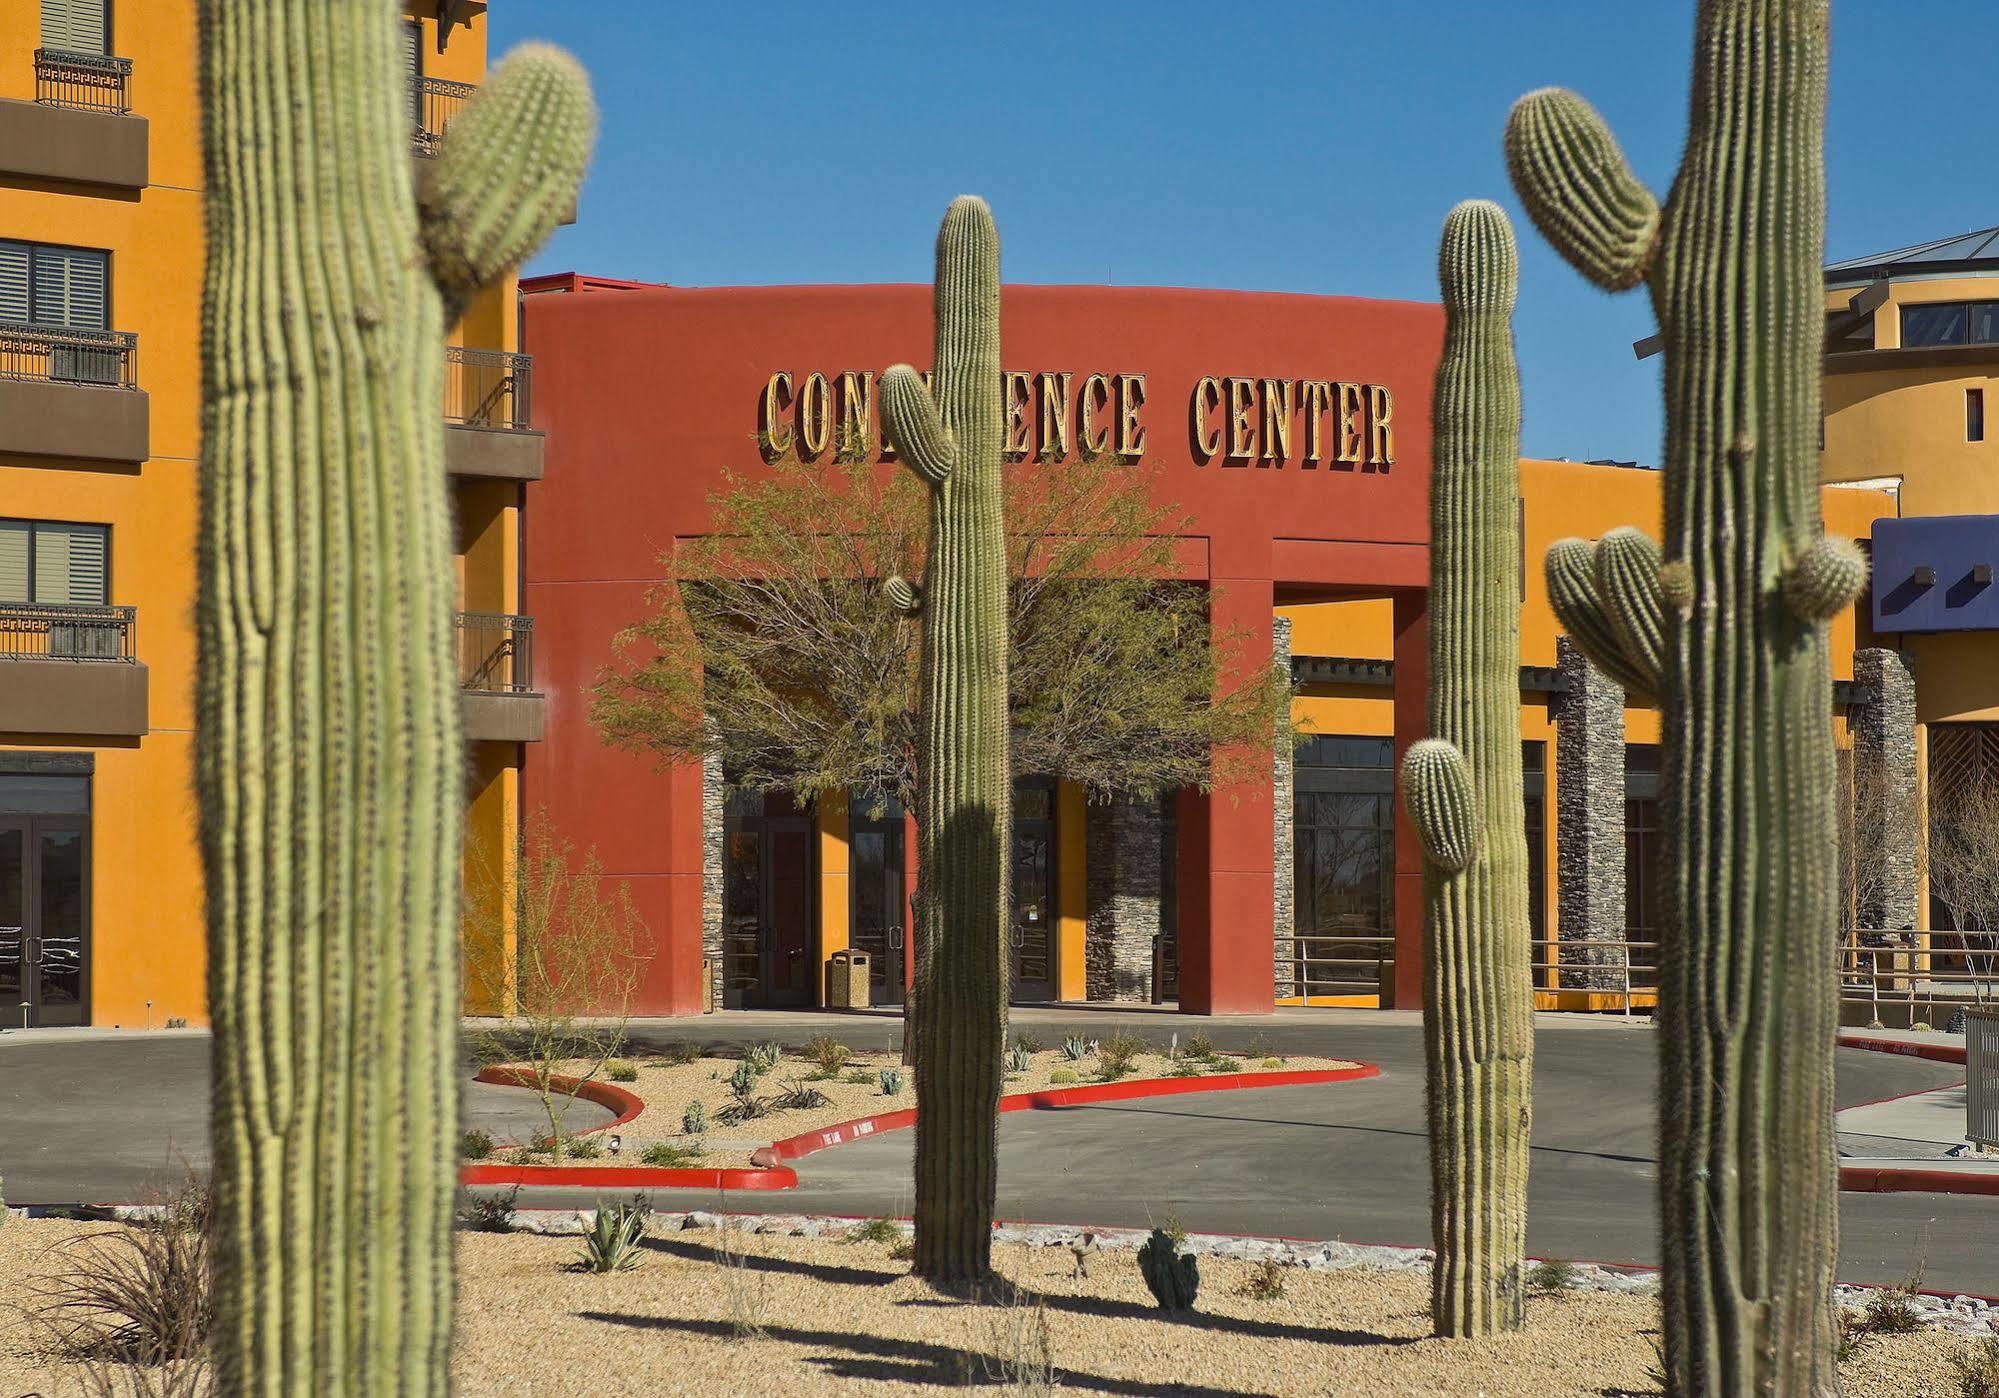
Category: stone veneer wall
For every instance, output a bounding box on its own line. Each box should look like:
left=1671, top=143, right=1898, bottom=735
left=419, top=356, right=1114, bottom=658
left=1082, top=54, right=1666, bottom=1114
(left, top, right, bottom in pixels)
left=1851, top=647, right=1919, bottom=934
left=1272, top=615, right=1296, bottom=1000
left=1086, top=798, right=1160, bottom=1001
left=701, top=748, right=724, bottom=1011
left=1554, top=637, right=1625, bottom=991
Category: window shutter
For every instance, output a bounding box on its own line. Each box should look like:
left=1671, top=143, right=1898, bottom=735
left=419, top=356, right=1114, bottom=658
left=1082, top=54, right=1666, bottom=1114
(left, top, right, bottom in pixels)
left=405, top=20, right=423, bottom=126
left=0, top=522, right=29, bottom=604
left=41, top=0, right=108, bottom=55
left=30, top=246, right=108, bottom=330
left=30, top=523, right=108, bottom=605
left=0, top=245, right=28, bottom=326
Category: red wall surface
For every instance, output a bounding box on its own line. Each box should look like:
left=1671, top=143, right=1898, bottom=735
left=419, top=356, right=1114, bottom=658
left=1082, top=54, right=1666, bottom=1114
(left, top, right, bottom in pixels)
left=523, top=279, right=1442, bottom=1015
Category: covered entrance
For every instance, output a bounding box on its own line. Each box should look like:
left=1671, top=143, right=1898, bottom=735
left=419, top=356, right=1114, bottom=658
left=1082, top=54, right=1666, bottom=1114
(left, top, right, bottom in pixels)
left=0, top=772, right=91, bottom=1028
left=722, top=791, right=814, bottom=1008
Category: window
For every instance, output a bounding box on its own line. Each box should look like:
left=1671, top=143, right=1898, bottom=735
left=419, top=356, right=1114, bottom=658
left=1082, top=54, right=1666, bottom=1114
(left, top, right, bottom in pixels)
left=1522, top=742, right=1546, bottom=951
left=1970, top=388, right=1986, bottom=444
left=1901, top=300, right=1999, bottom=349
left=1624, top=745, right=1663, bottom=973
left=41, top=0, right=109, bottom=56
left=0, top=519, right=110, bottom=606
left=1292, top=736, right=1395, bottom=994
left=0, top=241, right=109, bottom=331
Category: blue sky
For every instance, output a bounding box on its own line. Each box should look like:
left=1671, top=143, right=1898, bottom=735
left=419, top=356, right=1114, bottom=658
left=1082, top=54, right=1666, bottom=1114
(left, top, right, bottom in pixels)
left=493, top=1, right=1995, bottom=467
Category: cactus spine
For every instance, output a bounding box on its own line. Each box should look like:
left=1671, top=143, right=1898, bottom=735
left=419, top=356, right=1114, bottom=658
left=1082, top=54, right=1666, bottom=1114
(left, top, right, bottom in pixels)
left=196, top=6, right=590, bottom=1389
left=880, top=197, right=1010, bottom=1286
left=1506, top=3, right=1854, bottom=1390
left=1399, top=201, right=1534, bottom=1337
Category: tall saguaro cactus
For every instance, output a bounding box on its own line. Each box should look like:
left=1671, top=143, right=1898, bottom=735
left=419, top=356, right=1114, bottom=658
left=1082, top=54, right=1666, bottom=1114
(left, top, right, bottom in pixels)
left=1505, top=2, right=1859, bottom=1390
left=1399, top=201, right=1534, bottom=1338
left=196, top=6, right=591, bottom=1389
left=879, top=197, right=1011, bottom=1286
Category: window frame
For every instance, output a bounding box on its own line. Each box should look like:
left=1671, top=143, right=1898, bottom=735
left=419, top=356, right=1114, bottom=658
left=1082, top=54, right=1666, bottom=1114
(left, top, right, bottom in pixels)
left=0, top=238, right=113, bottom=332
left=0, top=517, right=113, bottom=607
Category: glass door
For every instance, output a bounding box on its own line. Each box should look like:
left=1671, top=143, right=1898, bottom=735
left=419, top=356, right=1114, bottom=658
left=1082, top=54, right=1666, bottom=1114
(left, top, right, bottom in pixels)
left=1010, top=779, right=1056, bottom=1002
left=32, top=819, right=86, bottom=1025
left=0, top=820, right=24, bottom=1028
left=849, top=797, right=906, bottom=1006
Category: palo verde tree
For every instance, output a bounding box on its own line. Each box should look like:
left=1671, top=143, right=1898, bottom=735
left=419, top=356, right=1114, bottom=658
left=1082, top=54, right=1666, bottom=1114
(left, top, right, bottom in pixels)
left=196, top=5, right=591, bottom=1389
left=1399, top=199, right=1534, bottom=1338
left=1505, top=1, right=1859, bottom=1389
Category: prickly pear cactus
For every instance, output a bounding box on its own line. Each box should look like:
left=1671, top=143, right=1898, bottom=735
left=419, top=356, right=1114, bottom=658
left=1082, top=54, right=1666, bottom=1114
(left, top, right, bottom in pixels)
left=1398, top=201, right=1534, bottom=1338
left=1137, top=1229, right=1199, bottom=1311
left=1506, top=2, right=1854, bottom=1390
left=879, top=196, right=1011, bottom=1286
left=195, top=6, right=591, bottom=1389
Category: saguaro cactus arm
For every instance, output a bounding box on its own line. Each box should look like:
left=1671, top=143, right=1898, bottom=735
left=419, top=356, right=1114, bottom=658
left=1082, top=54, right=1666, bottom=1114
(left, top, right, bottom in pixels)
left=882, top=364, right=957, bottom=485
left=1783, top=534, right=1869, bottom=623
left=1505, top=89, right=1660, bottom=291
left=1544, top=537, right=1656, bottom=696
left=1401, top=738, right=1480, bottom=873
left=884, top=574, right=923, bottom=616
left=1594, top=527, right=1668, bottom=684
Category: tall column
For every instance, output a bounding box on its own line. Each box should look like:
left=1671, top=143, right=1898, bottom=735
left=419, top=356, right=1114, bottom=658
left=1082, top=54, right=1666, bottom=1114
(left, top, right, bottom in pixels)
left=1554, top=637, right=1625, bottom=991
left=1390, top=589, right=1428, bottom=1009
left=701, top=748, right=725, bottom=1012
left=1852, top=647, right=1919, bottom=934
left=1180, top=576, right=1276, bottom=1014
left=1086, top=798, right=1161, bottom=1001
left=1271, top=615, right=1297, bottom=1001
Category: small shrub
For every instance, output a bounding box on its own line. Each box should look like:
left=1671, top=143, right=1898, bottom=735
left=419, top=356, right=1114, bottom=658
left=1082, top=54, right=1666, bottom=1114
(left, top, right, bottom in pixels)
left=606, top=1060, right=638, bottom=1083
left=1951, top=1336, right=1999, bottom=1398
left=1236, top=1259, right=1285, bottom=1301
left=846, top=1216, right=900, bottom=1245
left=803, top=1033, right=851, bottom=1078
left=1060, top=1036, right=1089, bottom=1062
left=1245, top=1032, right=1278, bottom=1061
left=843, top=1069, right=875, bottom=1086
left=573, top=1199, right=646, bottom=1274
left=37, top=1175, right=211, bottom=1367
left=564, top=1135, right=603, bottom=1160
left=1005, top=1044, right=1032, bottom=1074
left=1835, top=1308, right=1868, bottom=1362
left=1049, top=1069, right=1078, bottom=1085
left=458, top=1128, right=494, bottom=1161
left=656, top=1041, right=702, bottom=1067
left=1169, top=1060, right=1203, bottom=1078
left=772, top=1076, right=831, bottom=1112
left=879, top=1067, right=905, bottom=1096
left=1015, top=1032, right=1044, bottom=1054
left=716, top=1222, right=769, bottom=1339
left=1184, top=1031, right=1215, bottom=1060
left=1862, top=1283, right=1925, bottom=1335
left=682, top=1100, right=708, bottom=1136
left=744, top=1041, right=782, bottom=1075
left=978, top=1288, right=1058, bottom=1395
left=889, top=1236, right=914, bottom=1262
left=1259, top=1057, right=1283, bottom=1070
left=1526, top=1258, right=1580, bottom=1296
left=642, top=1141, right=704, bottom=1168
left=1096, top=1031, right=1147, bottom=1080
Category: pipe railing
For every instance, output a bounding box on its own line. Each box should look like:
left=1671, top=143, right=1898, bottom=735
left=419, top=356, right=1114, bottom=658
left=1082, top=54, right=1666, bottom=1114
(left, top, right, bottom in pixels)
left=34, top=48, right=132, bottom=114
left=0, top=603, right=137, bottom=661
left=1839, top=927, right=1997, bottom=1025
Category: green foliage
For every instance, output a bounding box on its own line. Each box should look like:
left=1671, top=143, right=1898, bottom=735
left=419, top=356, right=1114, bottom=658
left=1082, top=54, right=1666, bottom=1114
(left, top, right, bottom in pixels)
left=574, top=1200, right=646, bottom=1274
left=843, top=1069, right=876, bottom=1086
left=1095, top=1032, right=1146, bottom=1080
left=1526, top=1259, right=1579, bottom=1296
left=1259, top=1058, right=1283, bottom=1070
left=1015, top=1033, right=1045, bottom=1054
left=803, top=1034, right=851, bottom=1078
left=655, top=1042, right=703, bottom=1067
left=1184, top=1032, right=1214, bottom=1061
left=878, top=1067, right=906, bottom=1096
left=1006, top=1044, right=1032, bottom=1075
left=1137, top=1228, right=1199, bottom=1311
left=606, top=1061, right=638, bottom=1083
left=641, top=1141, right=704, bottom=1169
left=1060, top=1036, right=1090, bottom=1062
left=1861, top=1284, right=1925, bottom=1336
left=682, top=1100, right=708, bottom=1137
left=846, top=1217, right=902, bottom=1245
left=197, top=10, right=592, bottom=1383
left=772, top=1077, right=832, bottom=1112
left=744, top=1042, right=783, bottom=1076
left=721, top=1067, right=773, bottom=1124
left=458, top=1129, right=494, bottom=1162
left=562, top=1135, right=603, bottom=1161
left=1169, top=1061, right=1204, bottom=1078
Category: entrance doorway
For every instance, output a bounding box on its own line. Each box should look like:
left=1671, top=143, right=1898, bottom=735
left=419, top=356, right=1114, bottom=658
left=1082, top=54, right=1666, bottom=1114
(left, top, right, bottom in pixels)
left=849, top=795, right=906, bottom=1006
left=0, top=773, right=91, bottom=1028
left=722, top=791, right=815, bottom=1009
left=1011, top=779, right=1056, bottom=1001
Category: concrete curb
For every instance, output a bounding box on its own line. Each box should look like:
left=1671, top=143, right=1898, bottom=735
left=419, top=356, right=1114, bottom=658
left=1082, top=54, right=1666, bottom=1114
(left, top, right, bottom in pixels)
left=1838, top=1032, right=1967, bottom=1066
left=1833, top=1032, right=1996, bottom=1197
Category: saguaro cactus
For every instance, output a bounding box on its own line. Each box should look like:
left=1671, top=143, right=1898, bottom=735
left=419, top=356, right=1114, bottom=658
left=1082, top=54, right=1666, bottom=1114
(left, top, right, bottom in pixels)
left=1505, top=2, right=1856, bottom=1391
left=196, top=6, right=590, bottom=1389
left=1399, top=200, right=1534, bottom=1338
left=880, top=196, right=1011, bottom=1286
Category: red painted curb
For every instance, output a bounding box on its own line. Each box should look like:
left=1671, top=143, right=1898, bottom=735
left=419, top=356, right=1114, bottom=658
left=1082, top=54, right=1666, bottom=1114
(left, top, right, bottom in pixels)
left=473, top=1065, right=649, bottom=1137
left=1839, top=1165, right=1999, bottom=1198
left=458, top=1161, right=798, bottom=1191
left=1838, top=1033, right=1967, bottom=1066
left=754, top=1063, right=1383, bottom=1166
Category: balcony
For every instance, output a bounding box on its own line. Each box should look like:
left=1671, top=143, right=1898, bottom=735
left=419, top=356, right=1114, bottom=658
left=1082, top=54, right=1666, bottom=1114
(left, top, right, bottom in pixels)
left=443, top=347, right=543, bottom=479
left=0, top=51, right=147, bottom=188
left=413, top=76, right=476, bottom=157
left=0, top=604, right=148, bottom=737
left=458, top=612, right=543, bottom=742
left=0, top=325, right=148, bottom=463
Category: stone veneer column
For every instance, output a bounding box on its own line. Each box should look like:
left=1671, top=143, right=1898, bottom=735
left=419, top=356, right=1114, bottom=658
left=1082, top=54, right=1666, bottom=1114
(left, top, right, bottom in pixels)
left=701, top=748, right=724, bottom=1011
left=1271, top=615, right=1296, bottom=1000
left=1086, top=798, right=1161, bottom=1001
left=1852, top=647, right=1919, bottom=934
left=1554, top=637, right=1625, bottom=991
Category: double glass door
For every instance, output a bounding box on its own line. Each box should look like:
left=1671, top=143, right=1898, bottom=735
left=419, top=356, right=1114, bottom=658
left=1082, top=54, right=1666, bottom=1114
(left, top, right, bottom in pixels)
left=0, top=814, right=89, bottom=1028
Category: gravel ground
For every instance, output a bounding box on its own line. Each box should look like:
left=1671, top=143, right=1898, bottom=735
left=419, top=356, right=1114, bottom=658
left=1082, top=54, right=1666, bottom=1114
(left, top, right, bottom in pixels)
left=500, top=1043, right=1355, bottom=1169
left=2, top=1217, right=1982, bottom=1396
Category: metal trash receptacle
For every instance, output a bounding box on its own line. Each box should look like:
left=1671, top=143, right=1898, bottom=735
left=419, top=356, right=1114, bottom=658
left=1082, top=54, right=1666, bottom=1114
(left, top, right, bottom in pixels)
left=828, top=950, right=871, bottom=1010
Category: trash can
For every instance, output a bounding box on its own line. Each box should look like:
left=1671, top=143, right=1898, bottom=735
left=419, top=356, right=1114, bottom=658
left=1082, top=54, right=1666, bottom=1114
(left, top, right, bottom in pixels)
left=828, top=949, right=871, bottom=1010
left=701, top=956, right=717, bottom=1014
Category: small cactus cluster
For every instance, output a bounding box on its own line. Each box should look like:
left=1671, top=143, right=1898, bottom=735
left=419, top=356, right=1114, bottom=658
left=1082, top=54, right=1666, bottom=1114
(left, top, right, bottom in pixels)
left=682, top=1100, right=708, bottom=1137
left=1137, top=1229, right=1199, bottom=1311
left=879, top=1066, right=905, bottom=1097
left=880, top=197, right=1012, bottom=1285
left=1399, top=200, right=1535, bottom=1338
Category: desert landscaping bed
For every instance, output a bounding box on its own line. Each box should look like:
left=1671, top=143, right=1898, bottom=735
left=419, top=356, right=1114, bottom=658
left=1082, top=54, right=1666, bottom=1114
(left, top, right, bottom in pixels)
left=1, top=1214, right=1988, bottom=1396
left=473, top=1035, right=1360, bottom=1171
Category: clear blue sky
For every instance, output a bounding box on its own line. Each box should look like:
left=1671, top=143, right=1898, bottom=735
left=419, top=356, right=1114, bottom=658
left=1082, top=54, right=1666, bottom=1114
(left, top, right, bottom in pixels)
left=493, top=1, right=1995, bottom=468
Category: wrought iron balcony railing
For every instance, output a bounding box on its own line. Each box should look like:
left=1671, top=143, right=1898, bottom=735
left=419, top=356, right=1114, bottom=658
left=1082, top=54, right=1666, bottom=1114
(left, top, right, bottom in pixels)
left=0, top=603, right=136, bottom=661
left=0, top=324, right=138, bottom=389
left=412, top=76, right=476, bottom=156
left=35, top=48, right=133, bottom=114
left=444, top=347, right=532, bottom=430
left=457, top=612, right=535, bottom=694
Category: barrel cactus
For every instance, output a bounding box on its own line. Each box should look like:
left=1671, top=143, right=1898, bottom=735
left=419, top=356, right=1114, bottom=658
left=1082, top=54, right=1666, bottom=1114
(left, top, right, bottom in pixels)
left=196, top=6, right=591, bottom=1389
left=879, top=196, right=1011, bottom=1286
left=1505, top=2, right=1853, bottom=1389
left=1137, top=1228, right=1199, bottom=1311
left=1398, top=200, right=1534, bottom=1338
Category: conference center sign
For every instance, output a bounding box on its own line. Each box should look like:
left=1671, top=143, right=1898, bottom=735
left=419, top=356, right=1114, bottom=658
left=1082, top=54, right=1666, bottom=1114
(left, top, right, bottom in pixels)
left=759, top=369, right=1396, bottom=471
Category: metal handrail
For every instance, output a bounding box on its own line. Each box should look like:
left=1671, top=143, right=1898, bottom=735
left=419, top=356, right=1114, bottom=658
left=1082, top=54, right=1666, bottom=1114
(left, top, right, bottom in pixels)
left=1529, top=935, right=1661, bottom=1016
left=412, top=76, right=476, bottom=156
left=455, top=611, right=535, bottom=694
left=1839, top=927, right=1997, bottom=1024
left=1288, top=931, right=1394, bottom=997
left=0, top=603, right=137, bottom=661
left=443, top=347, right=532, bottom=430
left=34, top=48, right=133, bottom=114
left=0, top=324, right=138, bottom=389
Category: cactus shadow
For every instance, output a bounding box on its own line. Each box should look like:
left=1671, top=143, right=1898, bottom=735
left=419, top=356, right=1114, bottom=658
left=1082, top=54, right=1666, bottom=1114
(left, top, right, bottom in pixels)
left=639, top=1233, right=887, bottom=1286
